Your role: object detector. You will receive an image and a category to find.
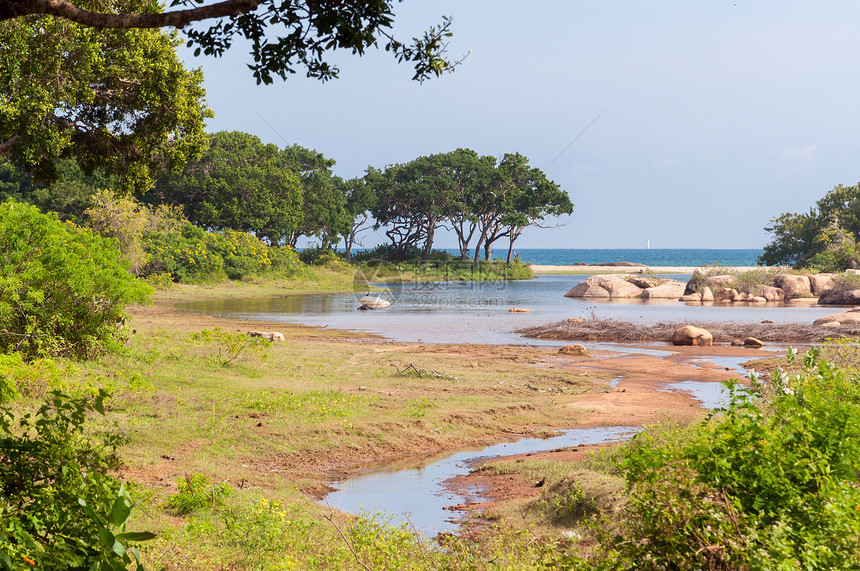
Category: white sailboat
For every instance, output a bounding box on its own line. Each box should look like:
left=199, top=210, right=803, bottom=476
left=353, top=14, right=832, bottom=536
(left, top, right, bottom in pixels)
left=647, top=239, right=651, bottom=250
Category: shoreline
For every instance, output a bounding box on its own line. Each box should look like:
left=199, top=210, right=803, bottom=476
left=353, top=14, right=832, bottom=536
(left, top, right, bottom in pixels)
left=530, top=264, right=765, bottom=275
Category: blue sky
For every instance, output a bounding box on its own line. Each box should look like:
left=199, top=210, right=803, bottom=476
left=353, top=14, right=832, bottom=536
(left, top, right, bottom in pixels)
left=179, top=1, right=860, bottom=250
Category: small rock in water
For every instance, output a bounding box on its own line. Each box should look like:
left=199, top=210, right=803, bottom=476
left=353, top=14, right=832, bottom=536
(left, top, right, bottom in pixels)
left=761, top=320, right=776, bottom=324
left=509, top=307, right=533, bottom=313
left=743, top=337, right=765, bottom=348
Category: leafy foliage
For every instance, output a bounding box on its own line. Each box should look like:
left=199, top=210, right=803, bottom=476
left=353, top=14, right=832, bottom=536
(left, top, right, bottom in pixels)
left=85, top=190, right=184, bottom=275
left=760, top=183, right=860, bottom=269
left=367, top=149, right=572, bottom=263
left=0, top=200, right=152, bottom=359
left=0, top=390, right=154, bottom=570
left=149, top=131, right=304, bottom=245
left=602, top=348, right=860, bottom=569
left=165, top=473, right=232, bottom=516
left=142, top=223, right=304, bottom=283
left=0, top=1, right=212, bottom=193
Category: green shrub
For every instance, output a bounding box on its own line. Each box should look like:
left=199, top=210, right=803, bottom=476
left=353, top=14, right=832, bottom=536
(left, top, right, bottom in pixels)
left=142, top=224, right=225, bottom=283
left=0, top=352, right=67, bottom=402
left=165, top=473, right=232, bottom=515
left=143, top=225, right=306, bottom=283
left=602, top=348, right=860, bottom=569
left=0, top=200, right=152, bottom=359
left=0, top=390, right=154, bottom=569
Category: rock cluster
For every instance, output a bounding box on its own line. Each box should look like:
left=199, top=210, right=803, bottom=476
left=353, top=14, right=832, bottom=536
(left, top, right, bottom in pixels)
left=565, top=274, right=686, bottom=299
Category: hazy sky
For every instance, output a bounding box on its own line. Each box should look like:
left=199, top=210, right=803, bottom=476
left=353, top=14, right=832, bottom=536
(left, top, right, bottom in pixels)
left=179, top=1, right=860, bottom=250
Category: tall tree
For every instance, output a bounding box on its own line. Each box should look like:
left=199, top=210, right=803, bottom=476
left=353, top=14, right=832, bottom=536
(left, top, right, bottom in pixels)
left=280, top=145, right=348, bottom=248
left=474, top=153, right=572, bottom=263
left=148, top=131, right=303, bottom=243
left=0, top=0, right=459, bottom=85
left=370, top=154, right=457, bottom=262
left=760, top=183, right=860, bottom=268
left=0, top=2, right=211, bottom=192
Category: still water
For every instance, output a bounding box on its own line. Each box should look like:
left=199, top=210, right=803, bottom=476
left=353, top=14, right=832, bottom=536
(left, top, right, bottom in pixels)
left=324, top=426, right=638, bottom=537
left=176, top=274, right=844, bottom=345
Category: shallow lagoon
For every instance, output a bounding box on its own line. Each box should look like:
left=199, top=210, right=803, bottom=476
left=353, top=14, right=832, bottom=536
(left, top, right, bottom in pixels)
left=176, top=274, right=845, bottom=345
left=176, top=274, right=803, bottom=536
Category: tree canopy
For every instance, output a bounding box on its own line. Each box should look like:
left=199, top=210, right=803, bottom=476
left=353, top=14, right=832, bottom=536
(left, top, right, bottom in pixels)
left=148, top=131, right=304, bottom=244
left=0, top=0, right=458, bottom=85
left=366, top=149, right=572, bottom=263
left=760, top=183, right=860, bottom=270
left=0, top=1, right=212, bottom=193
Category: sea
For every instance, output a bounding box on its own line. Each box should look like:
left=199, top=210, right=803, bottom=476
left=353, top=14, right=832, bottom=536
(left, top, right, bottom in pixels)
left=448, top=248, right=763, bottom=267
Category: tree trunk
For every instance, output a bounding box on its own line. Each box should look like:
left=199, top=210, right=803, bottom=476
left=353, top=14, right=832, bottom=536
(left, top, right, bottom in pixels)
left=421, top=223, right=436, bottom=263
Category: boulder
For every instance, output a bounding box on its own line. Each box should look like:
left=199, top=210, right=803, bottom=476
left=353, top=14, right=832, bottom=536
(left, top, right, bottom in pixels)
left=701, top=287, right=715, bottom=302
left=715, top=288, right=738, bottom=302
left=565, top=275, right=646, bottom=299
left=819, top=287, right=860, bottom=305
left=773, top=274, right=811, bottom=299
left=808, top=274, right=836, bottom=294
left=641, top=281, right=687, bottom=299
left=747, top=296, right=767, bottom=303
left=760, top=286, right=785, bottom=302
left=672, top=325, right=713, bottom=347
left=730, top=339, right=743, bottom=346
left=813, top=308, right=860, bottom=326
left=734, top=291, right=749, bottom=302
left=509, top=307, right=533, bottom=313
left=743, top=337, right=765, bottom=348
left=559, top=344, right=589, bottom=357
left=685, top=268, right=737, bottom=295
left=566, top=275, right=686, bottom=300
left=680, top=292, right=702, bottom=302
left=358, top=295, right=391, bottom=308
left=628, top=276, right=661, bottom=289
left=820, top=321, right=841, bottom=327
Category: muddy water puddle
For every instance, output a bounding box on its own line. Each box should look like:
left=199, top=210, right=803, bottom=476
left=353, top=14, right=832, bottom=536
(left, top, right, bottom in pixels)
left=323, top=426, right=637, bottom=537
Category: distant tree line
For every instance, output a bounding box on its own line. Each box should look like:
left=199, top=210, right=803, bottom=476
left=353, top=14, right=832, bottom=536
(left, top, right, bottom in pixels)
left=1, top=131, right=572, bottom=265
left=760, top=183, right=860, bottom=271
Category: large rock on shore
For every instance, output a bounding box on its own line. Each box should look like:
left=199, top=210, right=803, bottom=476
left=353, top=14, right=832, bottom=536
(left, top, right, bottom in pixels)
left=808, top=274, right=836, bottom=294
left=819, top=286, right=860, bottom=305
left=565, top=275, right=685, bottom=299
left=773, top=274, right=811, bottom=299
left=672, top=325, right=713, bottom=346
left=813, top=308, right=860, bottom=325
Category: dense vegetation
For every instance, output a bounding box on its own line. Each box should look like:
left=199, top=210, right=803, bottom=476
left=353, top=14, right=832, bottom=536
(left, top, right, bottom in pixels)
left=760, top=182, right=860, bottom=271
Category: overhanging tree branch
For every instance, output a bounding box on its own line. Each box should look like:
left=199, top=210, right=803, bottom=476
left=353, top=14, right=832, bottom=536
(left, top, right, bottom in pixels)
left=0, top=0, right=264, bottom=28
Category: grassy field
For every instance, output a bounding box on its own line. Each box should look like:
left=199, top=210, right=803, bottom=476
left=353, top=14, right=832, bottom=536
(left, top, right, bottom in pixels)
left=37, top=283, right=620, bottom=569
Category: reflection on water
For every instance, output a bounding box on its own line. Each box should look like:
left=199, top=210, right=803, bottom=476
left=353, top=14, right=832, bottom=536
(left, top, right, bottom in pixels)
left=324, top=425, right=638, bottom=537
left=175, top=274, right=847, bottom=345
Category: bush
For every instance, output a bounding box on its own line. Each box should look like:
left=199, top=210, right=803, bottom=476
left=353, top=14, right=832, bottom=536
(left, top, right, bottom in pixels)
left=602, top=348, right=860, bottom=569
left=0, top=390, right=154, bottom=569
left=0, top=200, right=152, bottom=359
left=143, top=225, right=306, bottom=283
left=165, top=473, right=232, bottom=515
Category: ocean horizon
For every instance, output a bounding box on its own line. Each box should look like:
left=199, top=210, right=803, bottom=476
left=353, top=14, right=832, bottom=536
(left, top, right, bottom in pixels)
left=342, top=247, right=764, bottom=267
left=446, top=248, right=763, bottom=267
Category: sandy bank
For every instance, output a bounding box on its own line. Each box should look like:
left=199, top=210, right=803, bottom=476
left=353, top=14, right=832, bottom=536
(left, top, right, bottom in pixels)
left=530, top=264, right=765, bottom=275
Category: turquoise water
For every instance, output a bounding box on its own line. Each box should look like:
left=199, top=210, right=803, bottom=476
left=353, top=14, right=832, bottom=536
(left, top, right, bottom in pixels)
left=345, top=248, right=764, bottom=266
left=486, top=248, right=763, bottom=266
